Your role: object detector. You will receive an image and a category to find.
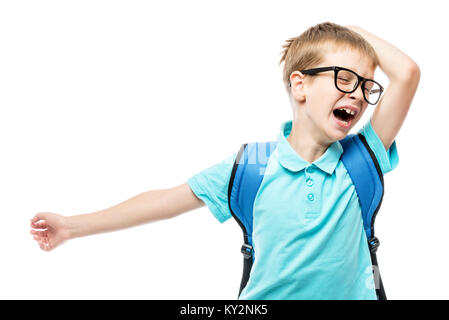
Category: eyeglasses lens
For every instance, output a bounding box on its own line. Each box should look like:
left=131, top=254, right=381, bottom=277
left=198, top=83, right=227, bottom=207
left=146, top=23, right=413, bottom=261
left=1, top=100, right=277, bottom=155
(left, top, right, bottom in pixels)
left=336, top=70, right=381, bottom=105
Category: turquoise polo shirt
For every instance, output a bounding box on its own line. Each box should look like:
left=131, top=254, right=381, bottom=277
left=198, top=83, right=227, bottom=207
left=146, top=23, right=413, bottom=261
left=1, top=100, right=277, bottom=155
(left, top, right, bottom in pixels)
left=187, top=118, right=399, bottom=300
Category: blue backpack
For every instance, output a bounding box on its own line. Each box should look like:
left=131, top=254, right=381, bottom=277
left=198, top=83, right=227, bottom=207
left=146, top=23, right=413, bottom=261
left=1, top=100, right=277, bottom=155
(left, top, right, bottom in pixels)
left=227, top=133, right=387, bottom=300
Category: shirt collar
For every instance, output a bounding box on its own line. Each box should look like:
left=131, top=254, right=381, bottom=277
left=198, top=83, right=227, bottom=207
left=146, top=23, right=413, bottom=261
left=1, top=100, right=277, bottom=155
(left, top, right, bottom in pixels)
left=276, top=120, right=343, bottom=174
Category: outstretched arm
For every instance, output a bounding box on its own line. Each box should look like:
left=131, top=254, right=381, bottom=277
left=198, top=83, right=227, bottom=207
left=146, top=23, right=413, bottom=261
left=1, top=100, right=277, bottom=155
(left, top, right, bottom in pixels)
left=30, top=183, right=205, bottom=251
left=347, top=25, right=421, bottom=151
left=66, top=183, right=205, bottom=237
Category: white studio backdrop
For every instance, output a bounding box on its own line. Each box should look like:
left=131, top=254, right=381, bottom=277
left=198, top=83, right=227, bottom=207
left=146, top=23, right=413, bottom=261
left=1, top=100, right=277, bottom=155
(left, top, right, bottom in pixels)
left=0, top=0, right=445, bottom=299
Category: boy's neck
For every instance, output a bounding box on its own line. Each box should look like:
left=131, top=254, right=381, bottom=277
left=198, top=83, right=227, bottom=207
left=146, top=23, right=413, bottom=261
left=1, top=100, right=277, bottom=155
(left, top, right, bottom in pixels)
left=286, top=122, right=332, bottom=164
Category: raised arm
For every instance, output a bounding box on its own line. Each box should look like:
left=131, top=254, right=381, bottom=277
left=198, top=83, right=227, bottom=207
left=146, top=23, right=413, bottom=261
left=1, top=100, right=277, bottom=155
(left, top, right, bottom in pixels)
left=346, top=25, right=421, bottom=151
left=30, top=183, right=205, bottom=251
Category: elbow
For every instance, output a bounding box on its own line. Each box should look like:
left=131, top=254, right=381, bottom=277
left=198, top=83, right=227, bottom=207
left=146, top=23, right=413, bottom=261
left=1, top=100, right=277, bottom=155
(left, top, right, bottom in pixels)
left=408, top=62, right=421, bottom=80
left=403, top=61, right=421, bottom=83
left=392, top=61, right=420, bottom=85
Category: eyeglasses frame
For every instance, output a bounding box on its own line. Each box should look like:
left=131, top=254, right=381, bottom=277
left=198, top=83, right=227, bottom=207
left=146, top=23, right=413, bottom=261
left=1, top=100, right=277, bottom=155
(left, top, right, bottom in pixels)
left=289, top=66, right=384, bottom=105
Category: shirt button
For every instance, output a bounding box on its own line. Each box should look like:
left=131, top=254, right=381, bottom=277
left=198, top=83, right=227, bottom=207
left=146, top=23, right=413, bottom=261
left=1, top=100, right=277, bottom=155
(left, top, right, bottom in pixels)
left=307, top=193, right=315, bottom=201
left=306, top=179, right=314, bottom=187
left=306, top=166, right=314, bottom=174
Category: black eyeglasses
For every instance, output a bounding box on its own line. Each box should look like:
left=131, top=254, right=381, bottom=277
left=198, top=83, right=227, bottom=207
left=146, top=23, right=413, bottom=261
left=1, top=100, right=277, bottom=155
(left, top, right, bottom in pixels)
left=289, top=66, right=384, bottom=105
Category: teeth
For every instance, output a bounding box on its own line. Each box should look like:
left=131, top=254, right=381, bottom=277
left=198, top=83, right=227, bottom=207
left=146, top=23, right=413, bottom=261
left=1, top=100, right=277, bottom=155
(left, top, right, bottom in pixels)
left=338, top=107, right=356, bottom=115
left=344, top=108, right=355, bottom=115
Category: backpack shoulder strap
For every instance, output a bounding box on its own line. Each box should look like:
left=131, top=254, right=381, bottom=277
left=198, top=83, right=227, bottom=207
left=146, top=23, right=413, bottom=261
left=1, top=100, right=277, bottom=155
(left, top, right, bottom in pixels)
left=339, top=132, right=387, bottom=300
left=339, top=133, right=384, bottom=244
left=227, top=140, right=277, bottom=297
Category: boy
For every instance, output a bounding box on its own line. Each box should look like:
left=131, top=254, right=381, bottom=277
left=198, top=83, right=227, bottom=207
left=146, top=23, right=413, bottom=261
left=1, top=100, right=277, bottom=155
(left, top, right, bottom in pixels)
left=30, top=22, right=420, bottom=299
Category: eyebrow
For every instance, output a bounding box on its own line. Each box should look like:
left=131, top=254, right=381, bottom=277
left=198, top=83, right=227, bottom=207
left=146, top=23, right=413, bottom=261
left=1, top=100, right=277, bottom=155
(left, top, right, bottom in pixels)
left=361, top=72, right=375, bottom=79
left=359, top=70, right=375, bottom=80
left=356, top=72, right=375, bottom=81
left=321, top=64, right=374, bottom=79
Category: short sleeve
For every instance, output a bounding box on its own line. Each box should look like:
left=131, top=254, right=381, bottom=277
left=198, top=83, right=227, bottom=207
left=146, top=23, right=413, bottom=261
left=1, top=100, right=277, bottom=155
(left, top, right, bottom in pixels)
left=187, top=152, right=237, bottom=223
left=357, top=117, right=399, bottom=175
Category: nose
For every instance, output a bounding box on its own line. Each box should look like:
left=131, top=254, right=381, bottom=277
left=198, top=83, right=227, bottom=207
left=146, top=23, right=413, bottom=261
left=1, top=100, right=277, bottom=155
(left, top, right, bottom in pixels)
left=348, top=81, right=365, bottom=102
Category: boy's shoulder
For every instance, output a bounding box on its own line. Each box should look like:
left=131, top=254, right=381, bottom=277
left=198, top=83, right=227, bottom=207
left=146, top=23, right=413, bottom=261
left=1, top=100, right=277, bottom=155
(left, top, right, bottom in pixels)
left=356, top=118, right=399, bottom=175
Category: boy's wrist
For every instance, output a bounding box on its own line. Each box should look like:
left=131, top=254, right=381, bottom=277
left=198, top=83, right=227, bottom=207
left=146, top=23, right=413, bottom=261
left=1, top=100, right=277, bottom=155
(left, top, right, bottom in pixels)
left=64, top=215, right=86, bottom=240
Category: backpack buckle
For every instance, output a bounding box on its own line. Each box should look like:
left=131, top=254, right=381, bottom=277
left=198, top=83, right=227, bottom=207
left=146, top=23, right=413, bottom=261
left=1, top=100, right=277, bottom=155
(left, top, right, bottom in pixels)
left=241, top=244, right=253, bottom=259
left=368, top=236, right=380, bottom=254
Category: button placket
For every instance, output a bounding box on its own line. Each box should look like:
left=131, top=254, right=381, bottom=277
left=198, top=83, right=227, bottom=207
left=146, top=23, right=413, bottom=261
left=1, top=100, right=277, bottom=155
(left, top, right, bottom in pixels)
left=305, top=166, right=315, bottom=202
left=303, top=165, right=320, bottom=220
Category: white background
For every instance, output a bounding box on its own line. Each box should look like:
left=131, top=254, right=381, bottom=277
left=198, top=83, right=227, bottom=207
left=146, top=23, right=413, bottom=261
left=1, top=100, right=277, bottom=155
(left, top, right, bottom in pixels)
left=0, top=0, right=446, bottom=299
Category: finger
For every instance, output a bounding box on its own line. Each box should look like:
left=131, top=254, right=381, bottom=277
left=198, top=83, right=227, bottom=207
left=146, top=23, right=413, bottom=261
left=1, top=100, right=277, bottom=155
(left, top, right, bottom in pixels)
left=38, top=241, right=47, bottom=251
left=30, top=229, right=48, bottom=237
left=31, top=221, right=48, bottom=230
left=35, top=236, right=44, bottom=247
left=33, top=233, right=47, bottom=242
left=43, top=238, right=52, bottom=251
left=46, top=238, right=53, bottom=250
left=31, top=214, right=43, bottom=223
left=31, top=212, right=50, bottom=224
left=38, top=238, right=51, bottom=251
left=32, top=229, right=49, bottom=243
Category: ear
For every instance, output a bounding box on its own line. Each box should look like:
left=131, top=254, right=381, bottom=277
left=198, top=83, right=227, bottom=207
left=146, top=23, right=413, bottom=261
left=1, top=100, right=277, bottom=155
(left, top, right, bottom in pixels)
left=289, top=71, right=306, bottom=102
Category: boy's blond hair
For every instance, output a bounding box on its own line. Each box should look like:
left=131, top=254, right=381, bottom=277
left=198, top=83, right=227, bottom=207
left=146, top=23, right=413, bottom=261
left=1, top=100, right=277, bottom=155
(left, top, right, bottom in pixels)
left=279, top=22, right=379, bottom=93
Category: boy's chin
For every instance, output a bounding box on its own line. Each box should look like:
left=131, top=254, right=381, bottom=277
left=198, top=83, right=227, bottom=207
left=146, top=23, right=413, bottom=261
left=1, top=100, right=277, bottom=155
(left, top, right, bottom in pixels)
left=329, top=122, right=357, bottom=141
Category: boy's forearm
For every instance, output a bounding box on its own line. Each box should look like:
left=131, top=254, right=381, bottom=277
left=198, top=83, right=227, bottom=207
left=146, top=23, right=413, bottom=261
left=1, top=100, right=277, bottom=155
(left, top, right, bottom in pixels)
left=347, top=25, right=420, bottom=81
left=66, top=188, right=181, bottom=239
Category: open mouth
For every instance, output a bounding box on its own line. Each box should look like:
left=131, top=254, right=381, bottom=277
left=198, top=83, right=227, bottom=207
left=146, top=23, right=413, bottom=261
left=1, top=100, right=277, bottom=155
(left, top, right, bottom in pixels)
left=332, top=108, right=356, bottom=127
